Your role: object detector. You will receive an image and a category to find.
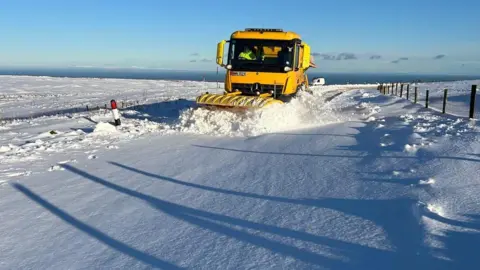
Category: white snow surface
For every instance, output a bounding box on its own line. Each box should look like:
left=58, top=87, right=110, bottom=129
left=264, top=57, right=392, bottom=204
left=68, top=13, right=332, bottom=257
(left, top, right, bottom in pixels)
left=1, top=76, right=480, bottom=269
left=390, top=80, right=480, bottom=118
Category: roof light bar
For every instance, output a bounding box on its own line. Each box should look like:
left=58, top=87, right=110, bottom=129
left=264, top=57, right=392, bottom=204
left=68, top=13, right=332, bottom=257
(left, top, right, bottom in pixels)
left=245, top=28, right=283, bottom=32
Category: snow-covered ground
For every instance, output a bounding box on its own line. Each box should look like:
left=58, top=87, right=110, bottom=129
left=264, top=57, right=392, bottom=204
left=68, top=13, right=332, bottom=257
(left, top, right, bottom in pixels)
left=391, top=80, right=480, bottom=118
left=0, top=75, right=214, bottom=120
left=0, top=75, right=479, bottom=269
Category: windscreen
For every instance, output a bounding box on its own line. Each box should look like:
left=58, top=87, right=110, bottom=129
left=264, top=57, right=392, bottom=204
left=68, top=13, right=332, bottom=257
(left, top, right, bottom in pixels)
left=227, top=39, right=295, bottom=72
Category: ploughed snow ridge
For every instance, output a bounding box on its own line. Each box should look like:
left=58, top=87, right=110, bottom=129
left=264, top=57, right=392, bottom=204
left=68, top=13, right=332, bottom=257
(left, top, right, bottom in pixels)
left=155, top=90, right=353, bottom=137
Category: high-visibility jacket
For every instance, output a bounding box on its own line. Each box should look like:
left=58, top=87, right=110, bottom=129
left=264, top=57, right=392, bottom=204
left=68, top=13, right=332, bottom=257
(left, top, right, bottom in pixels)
left=239, top=50, right=256, bottom=60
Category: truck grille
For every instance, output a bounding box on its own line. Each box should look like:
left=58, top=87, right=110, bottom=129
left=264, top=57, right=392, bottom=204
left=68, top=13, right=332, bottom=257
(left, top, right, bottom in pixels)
left=231, top=83, right=284, bottom=95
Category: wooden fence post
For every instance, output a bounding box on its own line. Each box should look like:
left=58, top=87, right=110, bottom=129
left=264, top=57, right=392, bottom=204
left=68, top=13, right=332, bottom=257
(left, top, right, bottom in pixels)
left=442, top=89, right=448, bottom=114
left=470, top=85, right=477, bottom=119
left=406, top=84, right=410, bottom=100
left=400, top=84, right=404, bottom=97
left=414, top=87, right=418, bottom=103
left=425, top=90, right=429, bottom=108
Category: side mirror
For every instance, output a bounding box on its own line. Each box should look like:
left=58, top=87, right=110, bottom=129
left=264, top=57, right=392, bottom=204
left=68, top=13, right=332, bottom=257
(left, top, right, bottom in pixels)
left=216, top=40, right=227, bottom=66
left=302, top=43, right=311, bottom=69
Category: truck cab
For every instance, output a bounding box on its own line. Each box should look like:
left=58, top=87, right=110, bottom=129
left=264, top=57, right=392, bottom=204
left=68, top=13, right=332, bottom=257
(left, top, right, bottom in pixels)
left=216, top=28, right=315, bottom=102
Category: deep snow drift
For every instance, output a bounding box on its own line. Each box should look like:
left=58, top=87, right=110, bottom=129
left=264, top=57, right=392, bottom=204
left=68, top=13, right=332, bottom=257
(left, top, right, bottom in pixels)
left=0, top=76, right=479, bottom=269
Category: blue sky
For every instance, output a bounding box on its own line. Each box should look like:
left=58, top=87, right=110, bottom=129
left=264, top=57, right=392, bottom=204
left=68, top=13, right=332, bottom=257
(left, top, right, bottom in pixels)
left=1, top=0, right=479, bottom=74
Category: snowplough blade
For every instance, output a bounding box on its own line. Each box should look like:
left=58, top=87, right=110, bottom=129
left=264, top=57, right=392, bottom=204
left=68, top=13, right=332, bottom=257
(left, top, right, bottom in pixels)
left=195, top=92, right=283, bottom=109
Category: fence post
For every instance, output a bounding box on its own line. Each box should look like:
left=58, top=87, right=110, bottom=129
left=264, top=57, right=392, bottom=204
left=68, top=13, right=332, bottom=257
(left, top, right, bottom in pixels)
left=406, top=84, right=410, bottom=100
left=470, top=85, right=477, bottom=119
left=414, top=87, right=418, bottom=103
left=400, top=84, right=404, bottom=97
left=425, top=90, right=429, bottom=108
left=395, top=83, right=398, bottom=95
left=442, top=89, right=448, bottom=114
left=110, top=99, right=121, bottom=126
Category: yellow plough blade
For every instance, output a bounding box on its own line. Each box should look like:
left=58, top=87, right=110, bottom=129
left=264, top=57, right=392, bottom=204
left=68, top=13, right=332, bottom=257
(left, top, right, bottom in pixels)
left=196, top=92, right=283, bottom=109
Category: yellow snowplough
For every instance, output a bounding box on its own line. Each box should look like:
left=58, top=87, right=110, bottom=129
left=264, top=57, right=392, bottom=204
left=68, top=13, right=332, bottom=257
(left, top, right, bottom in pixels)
left=196, top=28, right=317, bottom=110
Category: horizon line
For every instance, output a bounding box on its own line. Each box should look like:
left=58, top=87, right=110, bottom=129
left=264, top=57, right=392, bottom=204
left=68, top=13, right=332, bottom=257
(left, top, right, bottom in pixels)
left=0, top=64, right=479, bottom=77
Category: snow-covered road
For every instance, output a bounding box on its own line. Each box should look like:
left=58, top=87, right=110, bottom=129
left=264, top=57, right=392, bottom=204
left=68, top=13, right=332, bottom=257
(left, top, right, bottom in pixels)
left=0, top=76, right=479, bottom=269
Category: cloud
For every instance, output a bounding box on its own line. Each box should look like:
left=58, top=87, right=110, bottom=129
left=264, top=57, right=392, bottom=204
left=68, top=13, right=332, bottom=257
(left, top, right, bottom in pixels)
left=391, top=57, right=409, bottom=64
left=434, top=54, right=446, bottom=59
left=336, top=53, right=357, bottom=60
left=318, top=54, right=336, bottom=60
left=189, top=58, right=212, bottom=63
left=370, top=55, right=382, bottom=60
left=314, top=53, right=357, bottom=60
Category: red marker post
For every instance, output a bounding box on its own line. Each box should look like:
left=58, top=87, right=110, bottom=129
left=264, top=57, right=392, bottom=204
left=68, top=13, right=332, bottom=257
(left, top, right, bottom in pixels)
left=110, top=99, right=121, bottom=126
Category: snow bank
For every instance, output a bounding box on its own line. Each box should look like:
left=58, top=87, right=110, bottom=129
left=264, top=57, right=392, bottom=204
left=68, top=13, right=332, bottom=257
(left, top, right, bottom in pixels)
left=165, top=90, right=349, bottom=137
left=92, top=122, right=119, bottom=135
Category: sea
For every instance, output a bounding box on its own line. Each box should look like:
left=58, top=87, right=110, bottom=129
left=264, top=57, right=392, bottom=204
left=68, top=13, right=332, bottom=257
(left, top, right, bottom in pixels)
left=0, top=67, right=478, bottom=85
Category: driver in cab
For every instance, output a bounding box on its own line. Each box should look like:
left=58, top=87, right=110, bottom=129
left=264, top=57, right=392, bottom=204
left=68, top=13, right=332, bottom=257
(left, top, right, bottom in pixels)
left=238, top=46, right=257, bottom=60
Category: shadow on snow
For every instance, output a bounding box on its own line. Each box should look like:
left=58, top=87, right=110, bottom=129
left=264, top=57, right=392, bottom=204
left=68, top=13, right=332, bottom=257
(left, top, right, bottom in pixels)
left=11, top=183, right=183, bottom=270
left=120, top=99, right=196, bottom=125
left=49, top=163, right=472, bottom=269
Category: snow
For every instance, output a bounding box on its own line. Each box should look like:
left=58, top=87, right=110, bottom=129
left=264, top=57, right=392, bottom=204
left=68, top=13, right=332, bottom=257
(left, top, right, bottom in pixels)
left=393, top=80, right=480, bottom=118
left=0, top=75, right=211, bottom=120
left=0, top=75, right=480, bottom=269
